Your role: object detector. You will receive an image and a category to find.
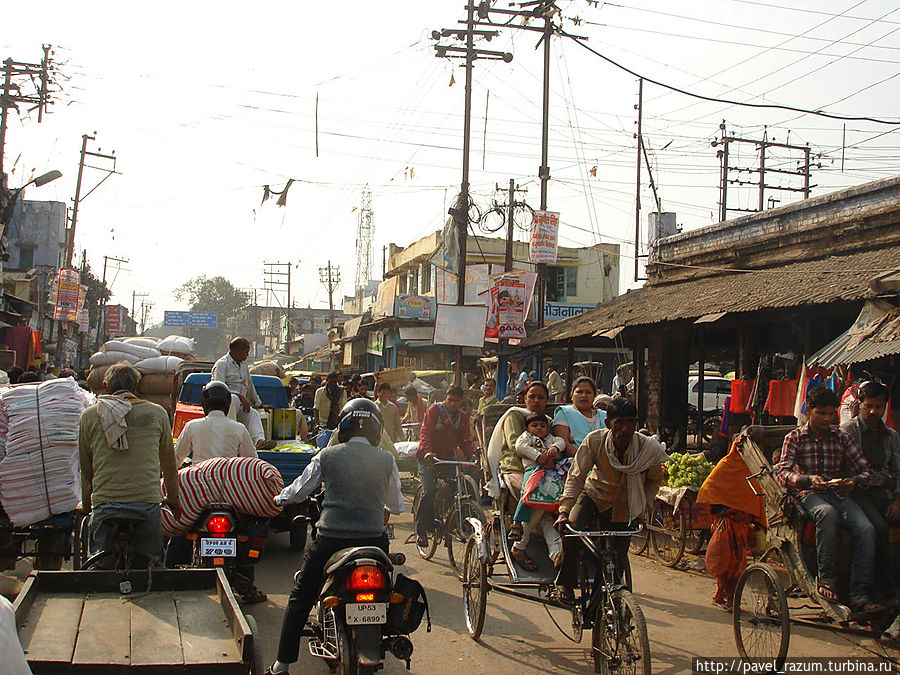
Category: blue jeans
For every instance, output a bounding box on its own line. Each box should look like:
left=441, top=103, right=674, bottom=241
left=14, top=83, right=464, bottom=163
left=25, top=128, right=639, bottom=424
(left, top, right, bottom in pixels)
left=89, top=502, right=164, bottom=567
left=800, top=491, right=875, bottom=605
left=415, top=460, right=454, bottom=538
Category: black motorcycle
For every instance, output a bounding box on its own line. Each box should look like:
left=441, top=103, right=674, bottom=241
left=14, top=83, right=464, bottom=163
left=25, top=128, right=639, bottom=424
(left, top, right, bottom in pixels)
left=305, top=545, right=428, bottom=674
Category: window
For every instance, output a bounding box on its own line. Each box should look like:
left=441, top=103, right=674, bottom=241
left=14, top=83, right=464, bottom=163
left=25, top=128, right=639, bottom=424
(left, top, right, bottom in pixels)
left=420, top=263, right=432, bottom=293
left=398, top=274, right=408, bottom=294
left=547, top=265, right=576, bottom=300
left=18, top=247, right=33, bottom=270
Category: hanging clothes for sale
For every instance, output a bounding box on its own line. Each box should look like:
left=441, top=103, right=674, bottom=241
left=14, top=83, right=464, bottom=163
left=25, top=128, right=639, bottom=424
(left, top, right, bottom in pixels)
left=764, top=379, right=799, bottom=417
left=719, top=396, right=733, bottom=437
left=730, top=379, right=755, bottom=415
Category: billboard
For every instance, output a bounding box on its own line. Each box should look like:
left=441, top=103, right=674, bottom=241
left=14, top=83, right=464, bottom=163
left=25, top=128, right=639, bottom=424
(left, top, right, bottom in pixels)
left=396, top=295, right=435, bottom=320
left=52, top=268, right=81, bottom=322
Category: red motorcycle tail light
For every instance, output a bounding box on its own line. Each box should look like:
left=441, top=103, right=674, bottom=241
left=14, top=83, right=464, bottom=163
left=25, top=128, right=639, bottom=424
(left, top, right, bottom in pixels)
left=356, top=593, right=375, bottom=602
left=205, top=515, right=233, bottom=535
left=346, top=565, right=386, bottom=591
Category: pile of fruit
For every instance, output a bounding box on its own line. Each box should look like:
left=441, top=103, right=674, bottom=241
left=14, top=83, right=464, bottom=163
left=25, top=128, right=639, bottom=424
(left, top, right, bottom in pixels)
left=665, top=452, right=714, bottom=488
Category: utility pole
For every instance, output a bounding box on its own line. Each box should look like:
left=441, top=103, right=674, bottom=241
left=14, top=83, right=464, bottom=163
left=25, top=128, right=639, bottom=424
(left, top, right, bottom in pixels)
left=263, top=261, right=292, bottom=347
left=634, top=78, right=643, bottom=283
left=66, top=133, right=116, bottom=267
left=132, top=290, right=148, bottom=324
left=95, top=255, right=128, bottom=350
left=432, top=3, right=511, bottom=385
left=536, top=9, right=553, bottom=329
left=505, top=178, right=515, bottom=272
left=140, top=301, right=152, bottom=335
left=0, top=45, right=54, bottom=178
left=713, top=121, right=820, bottom=222
left=319, top=261, right=341, bottom=329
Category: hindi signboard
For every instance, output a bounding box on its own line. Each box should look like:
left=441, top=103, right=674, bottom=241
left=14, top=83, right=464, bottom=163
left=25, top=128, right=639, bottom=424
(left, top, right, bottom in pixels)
left=105, top=304, right=123, bottom=335
left=53, top=268, right=81, bottom=322
left=164, top=311, right=217, bottom=327
left=529, top=210, right=560, bottom=263
left=488, top=271, right=527, bottom=340
left=543, top=301, right=595, bottom=324
left=396, top=295, right=434, bottom=320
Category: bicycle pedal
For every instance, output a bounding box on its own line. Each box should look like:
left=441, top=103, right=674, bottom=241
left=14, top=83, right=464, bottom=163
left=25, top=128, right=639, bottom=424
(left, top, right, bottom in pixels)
left=119, top=580, right=133, bottom=594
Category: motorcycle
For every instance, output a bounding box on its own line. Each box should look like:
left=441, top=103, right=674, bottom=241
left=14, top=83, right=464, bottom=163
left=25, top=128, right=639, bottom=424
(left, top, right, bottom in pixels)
left=306, top=544, right=428, bottom=674
left=184, top=502, right=270, bottom=602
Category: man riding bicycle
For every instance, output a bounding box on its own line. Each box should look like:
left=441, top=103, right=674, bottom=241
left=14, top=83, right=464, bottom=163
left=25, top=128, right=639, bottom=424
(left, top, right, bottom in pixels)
left=554, top=397, right=668, bottom=602
left=267, top=398, right=404, bottom=675
left=415, top=386, right=474, bottom=549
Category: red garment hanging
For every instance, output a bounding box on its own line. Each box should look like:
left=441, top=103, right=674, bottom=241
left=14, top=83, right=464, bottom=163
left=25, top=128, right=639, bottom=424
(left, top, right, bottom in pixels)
left=730, top=379, right=755, bottom=415
left=764, top=379, right=799, bottom=417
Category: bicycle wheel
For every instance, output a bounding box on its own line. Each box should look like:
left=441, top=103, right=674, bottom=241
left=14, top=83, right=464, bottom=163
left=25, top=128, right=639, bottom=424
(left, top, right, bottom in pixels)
left=685, top=528, right=705, bottom=556
left=411, top=483, right=439, bottom=560
left=650, top=502, right=686, bottom=568
left=592, top=589, right=651, bottom=675
left=629, top=523, right=649, bottom=556
left=733, top=563, right=790, bottom=670
left=447, top=499, right=486, bottom=580
left=462, top=537, right=488, bottom=640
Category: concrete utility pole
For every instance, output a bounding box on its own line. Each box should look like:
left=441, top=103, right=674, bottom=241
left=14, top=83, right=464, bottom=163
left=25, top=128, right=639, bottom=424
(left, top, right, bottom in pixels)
left=432, top=2, right=511, bottom=385
left=319, top=261, right=341, bottom=329
left=95, top=255, right=128, bottom=350
left=633, top=78, right=643, bottom=283
left=132, top=290, right=148, bottom=322
left=263, top=261, right=292, bottom=345
left=0, top=45, right=54, bottom=177
left=67, top=133, right=116, bottom=267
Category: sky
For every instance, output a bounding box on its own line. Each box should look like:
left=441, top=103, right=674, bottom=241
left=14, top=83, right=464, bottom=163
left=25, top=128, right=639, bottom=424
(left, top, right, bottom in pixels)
left=3, top=0, right=899, bottom=327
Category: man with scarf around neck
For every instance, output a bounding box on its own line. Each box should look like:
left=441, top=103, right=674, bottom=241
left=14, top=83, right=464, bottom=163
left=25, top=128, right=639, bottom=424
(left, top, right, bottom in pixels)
left=78, top=362, right=179, bottom=567
left=313, top=371, right=347, bottom=432
left=414, top=386, right=474, bottom=547
left=554, top=397, right=668, bottom=603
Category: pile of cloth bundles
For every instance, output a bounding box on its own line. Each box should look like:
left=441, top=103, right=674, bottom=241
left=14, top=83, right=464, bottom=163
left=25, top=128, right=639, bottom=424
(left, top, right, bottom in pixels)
left=0, top=378, right=93, bottom=526
left=161, top=456, right=284, bottom=536
left=157, top=335, right=196, bottom=360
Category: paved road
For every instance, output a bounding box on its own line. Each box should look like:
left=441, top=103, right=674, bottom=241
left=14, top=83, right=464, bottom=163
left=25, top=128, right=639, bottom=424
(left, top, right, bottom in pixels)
left=250, top=495, right=886, bottom=674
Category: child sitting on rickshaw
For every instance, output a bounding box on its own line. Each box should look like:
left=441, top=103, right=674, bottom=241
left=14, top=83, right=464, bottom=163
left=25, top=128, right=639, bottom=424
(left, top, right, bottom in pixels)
left=509, top=413, right=570, bottom=571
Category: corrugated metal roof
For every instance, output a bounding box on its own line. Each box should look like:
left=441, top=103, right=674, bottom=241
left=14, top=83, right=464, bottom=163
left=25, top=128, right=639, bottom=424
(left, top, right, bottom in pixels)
left=809, top=300, right=900, bottom=367
left=524, top=246, right=900, bottom=347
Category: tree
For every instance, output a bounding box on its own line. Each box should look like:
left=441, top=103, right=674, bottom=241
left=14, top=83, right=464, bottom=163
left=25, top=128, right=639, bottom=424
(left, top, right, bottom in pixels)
left=174, top=276, right=249, bottom=358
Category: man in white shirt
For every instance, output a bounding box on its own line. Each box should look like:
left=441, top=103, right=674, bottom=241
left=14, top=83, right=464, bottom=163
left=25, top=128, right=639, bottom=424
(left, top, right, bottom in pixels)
left=175, top=381, right=258, bottom=465
left=211, top=337, right=274, bottom=450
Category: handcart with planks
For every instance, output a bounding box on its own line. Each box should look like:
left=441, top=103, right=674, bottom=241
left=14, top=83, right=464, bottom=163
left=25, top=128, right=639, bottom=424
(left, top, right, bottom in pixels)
left=13, top=567, right=265, bottom=674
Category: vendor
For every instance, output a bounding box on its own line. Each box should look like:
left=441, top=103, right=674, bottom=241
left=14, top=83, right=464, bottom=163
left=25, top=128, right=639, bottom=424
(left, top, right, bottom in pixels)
left=211, top=337, right=276, bottom=451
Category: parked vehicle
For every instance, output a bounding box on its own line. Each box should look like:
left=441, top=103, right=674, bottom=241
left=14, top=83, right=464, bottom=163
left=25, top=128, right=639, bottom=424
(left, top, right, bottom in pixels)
left=306, top=545, right=425, bottom=674
left=687, top=376, right=731, bottom=412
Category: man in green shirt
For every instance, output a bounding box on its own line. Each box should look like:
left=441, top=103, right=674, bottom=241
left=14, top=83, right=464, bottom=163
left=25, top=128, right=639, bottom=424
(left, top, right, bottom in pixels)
left=78, top=362, right=179, bottom=567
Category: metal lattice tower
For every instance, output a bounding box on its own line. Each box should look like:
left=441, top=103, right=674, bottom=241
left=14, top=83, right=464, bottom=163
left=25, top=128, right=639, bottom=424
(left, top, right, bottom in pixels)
left=355, top=185, right=374, bottom=294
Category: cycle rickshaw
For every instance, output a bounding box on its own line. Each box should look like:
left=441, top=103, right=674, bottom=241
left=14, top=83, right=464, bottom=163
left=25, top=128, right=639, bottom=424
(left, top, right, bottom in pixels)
left=460, top=406, right=651, bottom=674
left=731, top=425, right=900, bottom=668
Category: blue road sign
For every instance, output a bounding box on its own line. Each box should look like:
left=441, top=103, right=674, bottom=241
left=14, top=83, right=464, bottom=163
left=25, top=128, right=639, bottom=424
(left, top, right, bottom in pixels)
left=189, top=312, right=217, bottom=327
left=164, top=311, right=190, bottom=327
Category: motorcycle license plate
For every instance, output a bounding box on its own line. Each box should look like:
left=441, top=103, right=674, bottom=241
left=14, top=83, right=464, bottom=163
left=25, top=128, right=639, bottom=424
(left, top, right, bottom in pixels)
left=200, top=537, right=236, bottom=557
left=345, top=602, right=387, bottom=625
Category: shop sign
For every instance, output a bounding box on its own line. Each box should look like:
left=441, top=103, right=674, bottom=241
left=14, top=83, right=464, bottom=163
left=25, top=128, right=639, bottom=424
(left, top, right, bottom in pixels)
left=53, top=268, right=81, bottom=322
left=529, top=210, right=559, bottom=263
left=395, top=294, right=434, bottom=320
left=367, top=330, right=384, bottom=356
left=544, top=302, right=595, bottom=323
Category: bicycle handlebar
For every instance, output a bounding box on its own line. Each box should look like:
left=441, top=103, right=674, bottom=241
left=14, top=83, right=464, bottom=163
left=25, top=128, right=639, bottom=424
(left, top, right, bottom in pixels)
left=563, top=523, right=644, bottom=537
left=432, top=459, right=478, bottom=467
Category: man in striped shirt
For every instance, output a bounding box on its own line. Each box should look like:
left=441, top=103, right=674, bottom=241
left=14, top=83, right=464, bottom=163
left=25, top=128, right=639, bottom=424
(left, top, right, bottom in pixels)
left=776, top=385, right=876, bottom=612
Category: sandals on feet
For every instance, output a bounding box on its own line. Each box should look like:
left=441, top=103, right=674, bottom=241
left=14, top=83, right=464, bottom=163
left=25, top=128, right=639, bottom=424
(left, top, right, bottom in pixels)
left=240, top=586, right=267, bottom=604
left=817, top=583, right=839, bottom=603
left=555, top=585, right=575, bottom=606
left=510, top=546, right=538, bottom=571
left=712, top=597, right=733, bottom=612
left=507, top=523, right=523, bottom=543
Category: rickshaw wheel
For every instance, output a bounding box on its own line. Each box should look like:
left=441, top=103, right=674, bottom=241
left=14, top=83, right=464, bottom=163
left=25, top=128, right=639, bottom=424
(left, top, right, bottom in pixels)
left=447, top=499, right=487, bottom=581
left=592, top=589, right=651, bottom=675
left=629, top=524, right=650, bottom=556
left=733, top=563, right=790, bottom=670
left=411, top=484, right=439, bottom=560
left=650, top=502, right=686, bottom=568
left=685, top=529, right=705, bottom=555
left=462, top=537, right=488, bottom=640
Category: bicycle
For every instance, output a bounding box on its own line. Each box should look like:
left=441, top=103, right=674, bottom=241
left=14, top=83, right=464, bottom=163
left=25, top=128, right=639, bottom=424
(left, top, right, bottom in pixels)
left=411, top=459, right=486, bottom=580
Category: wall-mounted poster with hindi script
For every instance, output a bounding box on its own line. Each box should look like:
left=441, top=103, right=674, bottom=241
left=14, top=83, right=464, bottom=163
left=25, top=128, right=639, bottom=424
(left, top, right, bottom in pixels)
left=52, top=268, right=81, bottom=322
left=488, top=271, right=527, bottom=340
left=529, top=210, right=560, bottom=264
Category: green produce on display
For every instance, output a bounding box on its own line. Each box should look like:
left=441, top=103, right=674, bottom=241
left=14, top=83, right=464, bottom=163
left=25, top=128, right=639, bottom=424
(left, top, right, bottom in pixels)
left=665, top=452, right=714, bottom=488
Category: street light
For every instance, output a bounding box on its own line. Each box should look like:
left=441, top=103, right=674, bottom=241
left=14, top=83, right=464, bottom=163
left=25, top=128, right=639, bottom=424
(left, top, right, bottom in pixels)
left=1, top=169, right=63, bottom=226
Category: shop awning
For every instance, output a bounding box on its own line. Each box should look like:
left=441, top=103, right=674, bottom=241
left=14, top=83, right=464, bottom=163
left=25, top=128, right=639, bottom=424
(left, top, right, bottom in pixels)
left=809, top=300, right=900, bottom=368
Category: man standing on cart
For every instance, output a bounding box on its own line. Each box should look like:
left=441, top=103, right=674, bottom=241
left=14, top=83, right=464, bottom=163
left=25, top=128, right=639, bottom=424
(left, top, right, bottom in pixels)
left=775, top=385, right=877, bottom=613
left=554, top=397, right=668, bottom=603
left=212, top=337, right=276, bottom=450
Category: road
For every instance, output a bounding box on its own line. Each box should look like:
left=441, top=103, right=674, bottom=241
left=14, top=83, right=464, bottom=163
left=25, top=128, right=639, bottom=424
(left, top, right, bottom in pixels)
left=250, top=495, right=886, bottom=675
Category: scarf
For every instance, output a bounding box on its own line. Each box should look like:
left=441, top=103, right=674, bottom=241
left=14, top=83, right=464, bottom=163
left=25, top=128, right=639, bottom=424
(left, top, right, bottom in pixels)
left=434, top=402, right=463, bottom=429
left=485, top=406, right=531, bottom=498
left=97, top=392, right=134, bottom=452
left=603, top=430, right=670, bottom=522
left=326, top=385, right=343, bottom=429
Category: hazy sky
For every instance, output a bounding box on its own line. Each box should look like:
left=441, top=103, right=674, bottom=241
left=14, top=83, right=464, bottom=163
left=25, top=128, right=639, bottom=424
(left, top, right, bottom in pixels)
left=3, top=0, right=899, bottom=326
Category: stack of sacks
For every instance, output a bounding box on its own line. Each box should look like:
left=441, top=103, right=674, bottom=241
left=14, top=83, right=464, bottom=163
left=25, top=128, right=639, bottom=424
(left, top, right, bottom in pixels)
left=135, top=357, right=184, bottom=411
left=158, top=335, right=196, bottom=361
left=0, top=378, right=93, bottom=526
left=249, top=360, right=284, bottom=379
left=160, top=456, right=284, bottom=536
left=123, top=336, right=160, bottom=350
left=87, top=339, right=164, bottom=393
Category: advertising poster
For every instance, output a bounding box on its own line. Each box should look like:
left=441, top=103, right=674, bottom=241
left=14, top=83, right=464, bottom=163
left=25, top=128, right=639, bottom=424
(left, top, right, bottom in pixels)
left=433, top=304, right=488, bottom=349
left=436, top=264, right=497, bottom=306
left=489, top=271, right=527, bottom=340
left=367, top=330, right=384, bottom=356
left=529, top=210, right=560, bottom=263
left=396, top=294, right=434, bottom=320
left=77, top=309, right=90, bottom=333
left=53, top=268, right=81, bottom=322
left=485, top=270, right=537, bottom=341
left=374, top=276, right=398, bottom=318
left=105, top=305, right=122, bottom=335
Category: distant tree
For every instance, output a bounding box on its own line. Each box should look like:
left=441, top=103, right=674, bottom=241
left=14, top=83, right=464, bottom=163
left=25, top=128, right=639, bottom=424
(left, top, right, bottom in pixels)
left=174, top=276, right=249, bottom=359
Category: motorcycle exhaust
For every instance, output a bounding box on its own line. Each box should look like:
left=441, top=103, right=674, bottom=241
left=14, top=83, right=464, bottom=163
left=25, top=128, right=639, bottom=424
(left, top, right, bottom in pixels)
left=387, top=635, right=413, bottom=661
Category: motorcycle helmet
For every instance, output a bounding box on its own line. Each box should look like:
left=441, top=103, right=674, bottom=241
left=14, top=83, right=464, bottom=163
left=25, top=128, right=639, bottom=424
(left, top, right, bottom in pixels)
left=336, top=397, right=383, bottom=446
left=201, top=380, right=233, bottom=412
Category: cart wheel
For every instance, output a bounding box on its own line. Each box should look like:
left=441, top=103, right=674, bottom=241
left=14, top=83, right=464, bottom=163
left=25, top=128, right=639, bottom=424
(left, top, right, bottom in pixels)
left=447, top=499, right=487, bottom=581
left=629, top=522, right=650, bottom=556
left=411, top=484, right=439, bottom=561
left=592, top=589, right=651, bottom=675
left=73, top=514, right=90, bottom=570
left=733, top=563, right=790, bottom=670
left=245, top=615, right=265, bottom=675
left=685, top=528, right=705, bottom=556
left=462, top=537, right=488, bottom=640
left=650, top=502, right=686, bottom=568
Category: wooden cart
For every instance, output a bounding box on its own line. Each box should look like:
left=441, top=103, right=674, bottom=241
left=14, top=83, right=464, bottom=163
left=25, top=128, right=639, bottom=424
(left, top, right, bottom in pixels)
left=13, top=568, right=264, bottom=674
